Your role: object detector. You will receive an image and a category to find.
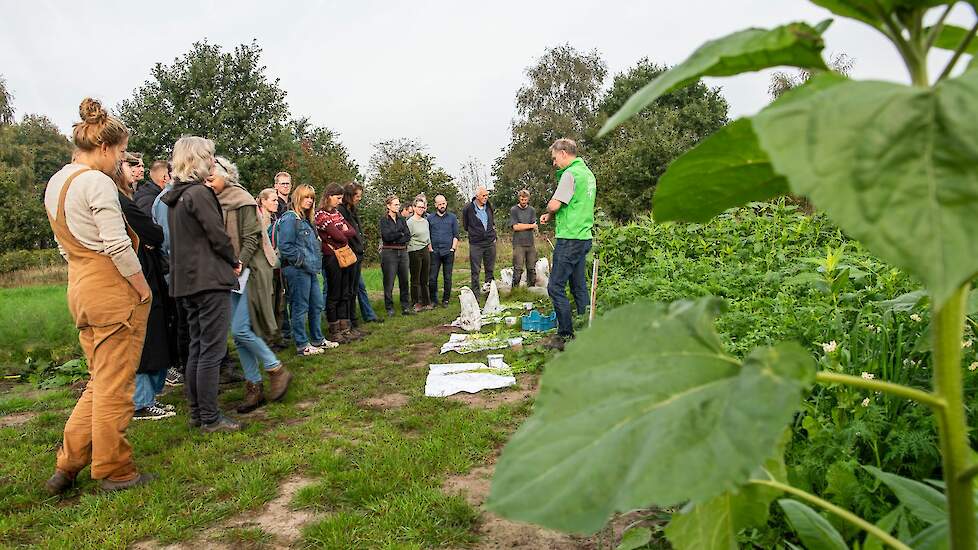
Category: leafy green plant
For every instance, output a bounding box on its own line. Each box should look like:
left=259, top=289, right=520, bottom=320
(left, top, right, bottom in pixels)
left=488, top=2, right=978, bottom=549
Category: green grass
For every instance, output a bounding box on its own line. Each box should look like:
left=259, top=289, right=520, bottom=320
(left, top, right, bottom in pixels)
left=0, top=285, right=77, bottom=368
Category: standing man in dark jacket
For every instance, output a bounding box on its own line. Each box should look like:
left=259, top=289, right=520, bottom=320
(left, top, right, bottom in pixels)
left=161, top=137, right=243, bottom=433
left=134, top=160, right=169, bottom=215
left=461, top=186, right=496, bottom=296
left=427, top=194, right=459, bottom=306
left=271, top=171, right=293, bottom=345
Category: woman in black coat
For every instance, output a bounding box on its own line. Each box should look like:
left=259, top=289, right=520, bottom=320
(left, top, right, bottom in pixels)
left=115, top=154, right=176, bottom=421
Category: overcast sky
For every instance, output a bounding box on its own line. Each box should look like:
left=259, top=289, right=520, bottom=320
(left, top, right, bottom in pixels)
left=2, top=1, right=973, bottom=184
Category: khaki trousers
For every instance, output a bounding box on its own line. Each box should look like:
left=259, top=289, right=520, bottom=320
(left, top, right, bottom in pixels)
left=56, top=302, right=150, bottom=481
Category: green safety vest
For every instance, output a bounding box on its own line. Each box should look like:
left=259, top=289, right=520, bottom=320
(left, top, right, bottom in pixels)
left=554, top=157, right=596, bottom=240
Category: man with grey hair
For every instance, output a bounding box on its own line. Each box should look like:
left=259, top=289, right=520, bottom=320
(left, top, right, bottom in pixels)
left=540, top=138, right=596, bottom=351
left=427, top=194, right=459, bottom=305
left=461, top=186, right=497, bottom=297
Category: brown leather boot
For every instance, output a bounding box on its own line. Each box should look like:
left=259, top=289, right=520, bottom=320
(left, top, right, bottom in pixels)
left=340, top=319, right=363, bottom=341
left=236, top=381, right=266, bottom=413
left=328, top=321, right=351, bottom=344
left=350, top=317, right=369, bottom=336
left=267, top=365, right=293, bottom=402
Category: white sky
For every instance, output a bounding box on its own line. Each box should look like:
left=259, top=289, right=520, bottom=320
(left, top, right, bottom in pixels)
left=2, top=1, right=973, bottom=183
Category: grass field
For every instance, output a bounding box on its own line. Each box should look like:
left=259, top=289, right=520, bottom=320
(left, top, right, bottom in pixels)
left=0, top=237, right=584, bottom=549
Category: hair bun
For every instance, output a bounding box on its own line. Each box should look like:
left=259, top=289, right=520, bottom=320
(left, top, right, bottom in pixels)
left=79, top=97, right=107, bottom=125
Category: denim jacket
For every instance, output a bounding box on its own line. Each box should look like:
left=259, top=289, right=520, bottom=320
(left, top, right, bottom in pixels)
left=276, top=210, right=322, bottom=274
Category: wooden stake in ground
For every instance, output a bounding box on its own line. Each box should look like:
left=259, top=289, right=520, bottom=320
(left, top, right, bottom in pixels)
left=589, top=257, right=598, bottom=327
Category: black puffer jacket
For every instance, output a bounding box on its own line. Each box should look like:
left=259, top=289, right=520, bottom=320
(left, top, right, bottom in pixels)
left=461, top=199, right=497, bottom=245
left=161, top=180, right=239, bottom=298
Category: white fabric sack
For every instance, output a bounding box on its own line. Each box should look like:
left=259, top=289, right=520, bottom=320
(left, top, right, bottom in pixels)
left=424, top=362, right=516, bottom=397
left=458, top=286, right=482, bottom=331
left=497, top=268, right=514, bottom=293
left=534, top=257, right=550, bottom=289
left=482, top=280, right=502, bottom=315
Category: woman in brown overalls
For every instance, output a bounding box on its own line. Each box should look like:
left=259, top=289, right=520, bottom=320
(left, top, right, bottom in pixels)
left=43, top=98, right=155, bottom=494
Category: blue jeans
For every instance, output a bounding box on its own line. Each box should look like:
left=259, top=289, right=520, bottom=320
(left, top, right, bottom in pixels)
left=547, top=238, right=592, bottom=337
left=284, top=266, right=325, bottom=348
left=133, top=369, right=167, bottom=410
left=356, top=264, right=378, bottom=321
left=231, top=290, right=281, bottom=383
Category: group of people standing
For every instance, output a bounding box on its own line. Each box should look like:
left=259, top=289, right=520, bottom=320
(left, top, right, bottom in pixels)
left=41, top=97, right=596, bottom=495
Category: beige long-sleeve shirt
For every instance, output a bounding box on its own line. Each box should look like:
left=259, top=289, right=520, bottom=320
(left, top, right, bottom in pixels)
left=44, top=163, right=142, bottom=277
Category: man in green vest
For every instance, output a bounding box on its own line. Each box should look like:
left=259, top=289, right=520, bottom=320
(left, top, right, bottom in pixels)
left=539, top=138, right=596, bottom=350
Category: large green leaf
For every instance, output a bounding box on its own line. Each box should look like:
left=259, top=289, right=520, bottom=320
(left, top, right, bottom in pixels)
left=864, top=466, right=947, bottom=524
left=752, top=71, right=978, bottom=307
left=907, top=521, right=950, bottom=550
left=810, top=0, right=951, bottom=29
left=664, top=436, right=788, bottom=549
left=653, top=73, right=845, bottom=222
left=929, top=24, right=978, bottom=56
left=598, top=22, right=828, bottom=136
left=616, top=527, right=653, bottom=550
left=779, top=499, right=848, bottom=550
left=486, top=298, right=815, bottom=533
left=652, top=119, right=788, bottom=222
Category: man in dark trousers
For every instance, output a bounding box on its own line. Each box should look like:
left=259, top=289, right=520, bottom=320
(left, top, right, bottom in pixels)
left=271, top=171, right=292, bottom=345
left=509, top=189, right=538, bottom=287
left=427, top=194, right=459, bottom=306
left=540, top=138, right=596, bottom=351
left=461, top=186, right=496, bottom=297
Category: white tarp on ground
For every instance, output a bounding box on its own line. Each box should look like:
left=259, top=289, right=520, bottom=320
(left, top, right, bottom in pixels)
left=424, top=362, right=516, bottom=397
left=440, top=333, right=521, bottom=354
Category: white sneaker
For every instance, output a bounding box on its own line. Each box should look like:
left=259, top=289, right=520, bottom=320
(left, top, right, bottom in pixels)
left=312, top=339, right=340, bottom=349
left=297, top=345, right=325, bottom=356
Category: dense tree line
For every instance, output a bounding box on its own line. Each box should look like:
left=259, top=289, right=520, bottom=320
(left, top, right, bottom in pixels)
left=492, top=45, right=730, bottom=222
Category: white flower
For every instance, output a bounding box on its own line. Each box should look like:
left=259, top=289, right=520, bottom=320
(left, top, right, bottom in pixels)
left=861, top=398, right=871, bottom=407
left=910, top=313, right=922, bottom=322
left=969, top=362, right=978, bottom=372
left=821, top=341, right=838, bottom=353
left=963, top=339, right=973, bottom=349
left=861, top=372, right=875, bottom=380
left=867, top=324, right=875, bottom=331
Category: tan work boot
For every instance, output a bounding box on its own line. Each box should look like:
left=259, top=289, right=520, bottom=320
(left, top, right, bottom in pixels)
left=267, top=365, right=293, bottom=402
left=339, top=319, right=363, bottom=341
left=328, top=321, right=352, bottom=344
left=236, top=381, right=266, bottom=413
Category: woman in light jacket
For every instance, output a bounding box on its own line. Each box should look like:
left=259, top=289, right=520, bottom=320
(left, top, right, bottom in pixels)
left=276, top=184, right=335, bottom=355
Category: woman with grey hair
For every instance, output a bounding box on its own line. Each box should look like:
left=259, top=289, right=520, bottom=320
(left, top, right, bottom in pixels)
left=213, top=157, right=292, bottom=413
left=161, top=137, right=244, bottom=433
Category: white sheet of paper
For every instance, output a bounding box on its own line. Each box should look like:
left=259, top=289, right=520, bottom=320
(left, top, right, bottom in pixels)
left=424, top=362, right=516, bottom=397
left=232, top=267, right=250, bottom=294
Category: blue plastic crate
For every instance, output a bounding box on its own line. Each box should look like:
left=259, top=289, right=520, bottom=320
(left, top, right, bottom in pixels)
left=521, top=310, right=557, bottom=332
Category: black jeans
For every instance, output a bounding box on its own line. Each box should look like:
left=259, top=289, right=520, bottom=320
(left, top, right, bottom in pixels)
left=323, top=254, right=355, bottom=322
left=381, top=248, right=410, bottom=312
left=180, top=289, right=231, bottom=425
left=409, top=249, right=431, bottom=306
left=469, top=240, right=496, bottom=294
left=547, top=238, right=592, bottom=338
left=429, top=249, right=455, bottom=304
left=273, top=267, right=290, bottom=339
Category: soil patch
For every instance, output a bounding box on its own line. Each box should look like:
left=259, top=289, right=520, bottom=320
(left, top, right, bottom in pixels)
left=411, top=325, right=457, bottom=337
left=359, top=393, right=410, bottom=410
left=446, top=388, right=534, bottom=410
left=443, top=462, right=585, bottom=549
left=134, top=475, right=317, bottom=550
left=444, top=460, right=661, bottom=549
left=0, top=412, right=36, bottom=428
